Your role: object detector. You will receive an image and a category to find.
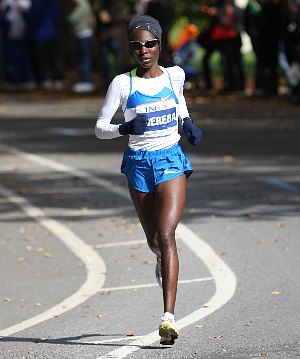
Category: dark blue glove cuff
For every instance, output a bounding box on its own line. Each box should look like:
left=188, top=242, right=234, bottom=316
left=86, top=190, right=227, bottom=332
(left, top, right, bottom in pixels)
left=119, top=115, right=148, bottom=135
left=182, top=118, right=202, bottom=146
left=119, top=122, right=130, bottom=135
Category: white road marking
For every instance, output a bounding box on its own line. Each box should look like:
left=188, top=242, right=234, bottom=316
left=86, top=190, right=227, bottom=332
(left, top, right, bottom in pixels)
left=0, top=184, right=106, bottom=338
left=0, top=206, right=134, bottom=221
left=99, top=277, right=213, bottom=293
left=0, top=144, right=237, bottom=358
left=76, top=336, right=145, bottom=345
left=3, top=145, right=129, bottom=200
left=95, top=224, right=237, bottom=359
left=94, top=239, right=145, bottom=248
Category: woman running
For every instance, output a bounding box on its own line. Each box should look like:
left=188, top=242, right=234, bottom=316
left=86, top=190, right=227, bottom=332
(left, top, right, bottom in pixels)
left=95, top=14, right=202, bottom=345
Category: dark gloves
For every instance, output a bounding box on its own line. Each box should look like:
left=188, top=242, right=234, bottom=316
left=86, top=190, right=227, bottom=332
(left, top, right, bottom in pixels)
left=119, top=114, right=148, bottom=135
left=182, top=118, right=202, bottom=146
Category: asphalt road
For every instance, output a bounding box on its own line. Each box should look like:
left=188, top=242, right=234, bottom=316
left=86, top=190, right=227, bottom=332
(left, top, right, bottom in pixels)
left=0, top=92, right=299, bottom=359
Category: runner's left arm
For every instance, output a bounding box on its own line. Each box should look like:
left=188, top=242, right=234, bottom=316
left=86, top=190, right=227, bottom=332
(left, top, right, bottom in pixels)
left=175, top=66, right=202, bottom=146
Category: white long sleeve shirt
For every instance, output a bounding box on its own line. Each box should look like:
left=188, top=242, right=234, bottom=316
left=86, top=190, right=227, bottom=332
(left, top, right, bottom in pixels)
left=95, top=65, right=190, bottom=151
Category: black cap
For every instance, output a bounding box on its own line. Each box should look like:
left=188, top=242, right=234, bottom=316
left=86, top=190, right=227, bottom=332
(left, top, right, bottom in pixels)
left=128, top=15, right=162, bottom=46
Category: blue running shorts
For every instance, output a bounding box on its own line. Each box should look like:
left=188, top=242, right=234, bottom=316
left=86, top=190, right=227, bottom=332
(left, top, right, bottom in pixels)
left=121, top=144, right=193, bottom=193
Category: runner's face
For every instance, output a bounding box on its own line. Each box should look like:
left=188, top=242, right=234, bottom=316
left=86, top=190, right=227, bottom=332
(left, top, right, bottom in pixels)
left=130, top=30, right=160, bottom=69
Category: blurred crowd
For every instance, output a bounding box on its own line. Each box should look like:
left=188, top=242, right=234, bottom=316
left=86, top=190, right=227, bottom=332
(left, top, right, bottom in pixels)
left=0, top=0, right=299, bottom=103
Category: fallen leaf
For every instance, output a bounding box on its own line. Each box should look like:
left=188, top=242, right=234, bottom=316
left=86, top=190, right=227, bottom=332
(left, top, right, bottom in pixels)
left=259, top=353, right=268, bottom=357
left=209, top=335, right=223, bottom=339
left=23, top=236, right=34, bottom=241
left=143, top=260, right=153, bottom=265
left=257, top=240, right=267, bottom=245
left=195, top=324, right=205, bottom=329
left=19, top=227, right=25, bottom=234
left=223, top=155, right=235, bottom=162
left=244, top=320, right=253, bottom=326
left=128, top=244, right=141, bottom=249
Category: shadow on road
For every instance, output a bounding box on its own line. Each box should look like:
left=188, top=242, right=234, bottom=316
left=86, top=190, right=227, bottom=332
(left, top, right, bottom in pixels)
left=0, top=95, right=299, bottom=222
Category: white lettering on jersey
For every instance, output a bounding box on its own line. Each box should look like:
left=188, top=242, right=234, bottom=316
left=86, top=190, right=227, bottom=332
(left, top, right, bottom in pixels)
left=136, top=98, right=176, bottom=114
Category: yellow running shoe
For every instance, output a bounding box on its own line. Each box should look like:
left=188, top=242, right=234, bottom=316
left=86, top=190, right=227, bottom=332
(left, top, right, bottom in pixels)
left=159, top=313, right=179, bottom=345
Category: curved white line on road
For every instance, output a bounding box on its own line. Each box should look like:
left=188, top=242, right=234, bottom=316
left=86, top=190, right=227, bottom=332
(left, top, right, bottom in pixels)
left=96, top=224, right=237, bottom=359
left=176, top=223, right=237, bottom=328
left=0, top=184, right=106, bottom=337
left=0, top=145, right=237, bottom=358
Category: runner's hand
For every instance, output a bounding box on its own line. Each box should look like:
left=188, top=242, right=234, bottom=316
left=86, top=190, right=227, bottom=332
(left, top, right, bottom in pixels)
left=119, top=115, right=148, bottom=135
left=182, top=118, right=202, bottom=146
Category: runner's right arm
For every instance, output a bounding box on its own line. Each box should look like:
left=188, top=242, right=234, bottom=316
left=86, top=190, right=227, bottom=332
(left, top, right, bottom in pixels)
left=95, top=76, right=125, bottom=139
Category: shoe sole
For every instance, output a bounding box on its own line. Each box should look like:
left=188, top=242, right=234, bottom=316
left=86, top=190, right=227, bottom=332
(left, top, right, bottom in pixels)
left=159, top=322, right=179, bottom=345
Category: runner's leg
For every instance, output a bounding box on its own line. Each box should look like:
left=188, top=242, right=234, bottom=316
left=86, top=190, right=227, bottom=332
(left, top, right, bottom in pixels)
left=155, top=174, right=186, bottom=314
left=128, top=184, right=159, bottom=256
left=128, top=174, right=186, bottom=313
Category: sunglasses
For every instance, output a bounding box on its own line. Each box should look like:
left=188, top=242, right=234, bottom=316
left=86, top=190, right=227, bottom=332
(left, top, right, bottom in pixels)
left=130, top=39, right=159, bottom=50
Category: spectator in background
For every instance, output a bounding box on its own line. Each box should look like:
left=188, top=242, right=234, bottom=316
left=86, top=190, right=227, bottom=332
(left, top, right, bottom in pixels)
left=96, top=0, right=129, bottom=91
left=28, top=0, right=63, bottom=90
left=68, top=0, right=95, bottom=93
left=245, top=0, right=281, bottom=96
left=278, top=0, right=300, bottom=102
left=199, top=0, right=223, bottom=90
left=0, top=0, right=33, bottom=89
left=130, top=0, right=150, bottom=15
left=146, top=0, right=175, bottom=64
left=209, top=0, right=245, bottom=93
